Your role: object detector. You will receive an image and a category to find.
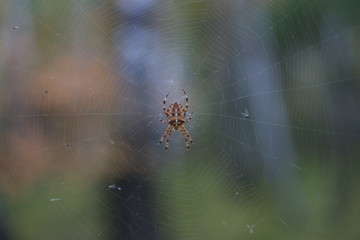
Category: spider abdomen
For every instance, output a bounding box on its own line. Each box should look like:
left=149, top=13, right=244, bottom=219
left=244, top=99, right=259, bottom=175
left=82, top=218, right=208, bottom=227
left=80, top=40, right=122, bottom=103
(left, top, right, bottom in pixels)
left=169, top=120, right=185, bottom=130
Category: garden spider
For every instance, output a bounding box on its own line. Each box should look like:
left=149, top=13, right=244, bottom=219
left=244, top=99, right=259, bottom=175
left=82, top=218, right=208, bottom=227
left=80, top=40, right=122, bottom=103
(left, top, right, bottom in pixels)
left=158, top=89, right=193, bottom=151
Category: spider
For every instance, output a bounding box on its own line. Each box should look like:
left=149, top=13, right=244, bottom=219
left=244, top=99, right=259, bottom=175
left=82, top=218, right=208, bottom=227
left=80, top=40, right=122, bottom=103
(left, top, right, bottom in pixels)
left=158, top=89, right=193, bottom=151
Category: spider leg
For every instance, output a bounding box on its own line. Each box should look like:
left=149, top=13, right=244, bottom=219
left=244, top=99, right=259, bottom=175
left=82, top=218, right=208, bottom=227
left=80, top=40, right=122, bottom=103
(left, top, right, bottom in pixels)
left=158, top=115, right=168, bottom=125
left=184, top=127, right=193, bottom=144
left=183, top=114, right=192, bottom=125
left=165, top=126, right=174, bottom=151
left=163, top=92, right=170, bottom=115
left=180, top=125, right=192, bottom=151
left=158, top=126, right=170, bottom=145
left=182, top=89, right=189, bottom=113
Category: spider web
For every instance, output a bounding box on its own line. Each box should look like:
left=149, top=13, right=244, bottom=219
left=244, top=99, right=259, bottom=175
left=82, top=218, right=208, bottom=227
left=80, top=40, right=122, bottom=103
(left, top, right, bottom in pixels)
left=1, top=0, right=360, bottom=239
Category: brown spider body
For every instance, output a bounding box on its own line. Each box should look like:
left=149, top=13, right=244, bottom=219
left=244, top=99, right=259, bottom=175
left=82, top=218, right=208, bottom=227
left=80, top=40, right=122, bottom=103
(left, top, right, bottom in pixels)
left=158, top=90, right=193, bottom=151
left=167, top=102, right=185, bottom=130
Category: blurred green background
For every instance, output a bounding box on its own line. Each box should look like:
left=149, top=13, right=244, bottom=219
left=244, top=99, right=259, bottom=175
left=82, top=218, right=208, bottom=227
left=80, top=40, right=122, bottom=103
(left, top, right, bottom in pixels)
left=1, top=0, right=360, bottom=239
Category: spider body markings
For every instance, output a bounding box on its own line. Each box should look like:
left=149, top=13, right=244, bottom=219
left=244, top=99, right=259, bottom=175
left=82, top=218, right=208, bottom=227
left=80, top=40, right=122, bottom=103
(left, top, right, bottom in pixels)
left=158, top=89, right=193, bottom=151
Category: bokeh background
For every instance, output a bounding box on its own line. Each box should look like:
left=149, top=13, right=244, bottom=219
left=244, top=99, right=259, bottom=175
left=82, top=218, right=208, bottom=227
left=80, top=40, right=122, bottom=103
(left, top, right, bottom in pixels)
left=1, top=0, right=360, bottom=239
